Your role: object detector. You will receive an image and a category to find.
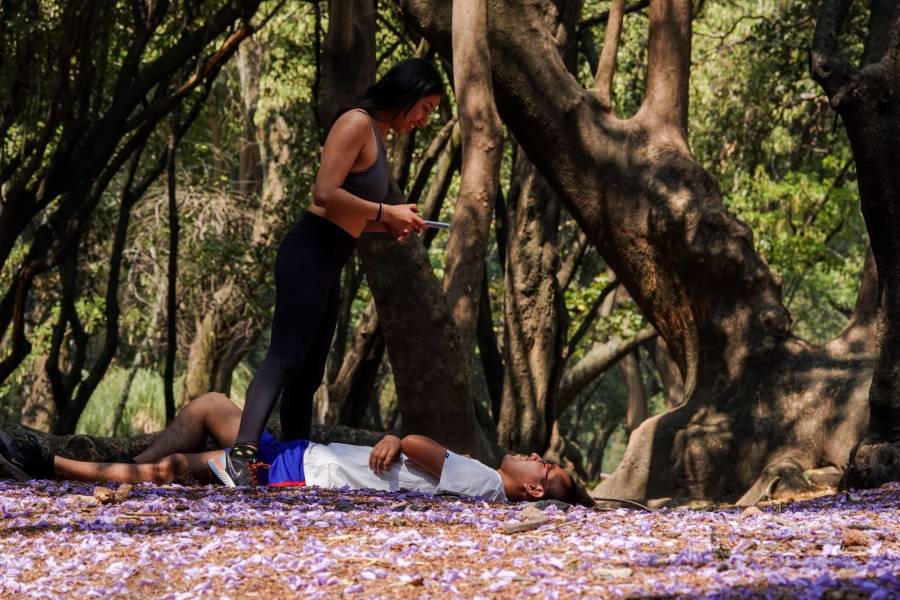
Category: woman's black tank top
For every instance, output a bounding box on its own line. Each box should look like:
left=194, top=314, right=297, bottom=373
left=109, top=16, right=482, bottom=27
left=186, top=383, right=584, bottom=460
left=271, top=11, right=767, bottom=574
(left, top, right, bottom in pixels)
left=340, top=113, right=390, bottom=203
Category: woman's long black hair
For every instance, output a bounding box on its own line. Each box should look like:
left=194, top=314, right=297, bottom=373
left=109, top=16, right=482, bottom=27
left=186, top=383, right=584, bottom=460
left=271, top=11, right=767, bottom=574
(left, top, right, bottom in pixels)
left=346, top=58, right=445, bottom=122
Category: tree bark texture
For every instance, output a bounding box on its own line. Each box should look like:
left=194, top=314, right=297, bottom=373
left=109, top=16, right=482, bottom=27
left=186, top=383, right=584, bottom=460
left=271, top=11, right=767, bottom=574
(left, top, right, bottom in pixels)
left=442, top=0, right=504, bottom=358
left=400, top=0, right=875, bottom=502
left=812, top=0, right=900, bottom=489
left=318, top=0, right=377, bottom=128
left=621, top=351, right=648, bottom=435
left=497, top=155, right=565, bottom=453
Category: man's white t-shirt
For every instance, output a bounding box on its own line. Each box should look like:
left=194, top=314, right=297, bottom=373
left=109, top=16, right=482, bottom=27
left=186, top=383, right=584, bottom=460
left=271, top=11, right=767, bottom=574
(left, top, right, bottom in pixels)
left=302, top=443, right=507, bottom=502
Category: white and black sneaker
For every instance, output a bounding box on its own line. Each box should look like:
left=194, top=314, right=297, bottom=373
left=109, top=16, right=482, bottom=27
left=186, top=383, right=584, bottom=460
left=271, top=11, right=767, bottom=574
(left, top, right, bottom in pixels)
left=208, top=451, right=266, bottom=487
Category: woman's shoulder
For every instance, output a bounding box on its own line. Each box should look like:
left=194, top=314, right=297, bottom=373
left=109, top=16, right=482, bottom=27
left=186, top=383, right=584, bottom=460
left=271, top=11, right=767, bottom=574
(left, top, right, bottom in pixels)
left=332, top=109, right=372, bottom=134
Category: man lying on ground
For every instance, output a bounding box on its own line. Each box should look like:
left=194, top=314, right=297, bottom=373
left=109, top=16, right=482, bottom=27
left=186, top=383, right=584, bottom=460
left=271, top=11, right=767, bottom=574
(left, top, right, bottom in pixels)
left=0, top=392, right=584, bottom=505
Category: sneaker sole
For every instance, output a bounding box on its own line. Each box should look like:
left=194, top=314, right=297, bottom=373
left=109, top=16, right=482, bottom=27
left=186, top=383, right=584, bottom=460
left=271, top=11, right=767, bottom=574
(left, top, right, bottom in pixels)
left=0, top=452, right=30, bottom=482
left=207, top=454, right=237, bottom=488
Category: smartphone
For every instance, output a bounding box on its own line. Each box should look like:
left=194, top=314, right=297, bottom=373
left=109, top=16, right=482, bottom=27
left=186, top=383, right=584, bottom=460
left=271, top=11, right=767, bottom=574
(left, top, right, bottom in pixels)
left=423, top=220, right=450, bottom=229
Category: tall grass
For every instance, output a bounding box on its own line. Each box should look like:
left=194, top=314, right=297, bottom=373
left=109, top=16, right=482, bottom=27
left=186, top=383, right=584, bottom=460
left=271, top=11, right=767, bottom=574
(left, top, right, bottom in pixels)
left=76, top=363, right=255, bottom=436
left=76, top=367, right=177, bottom=437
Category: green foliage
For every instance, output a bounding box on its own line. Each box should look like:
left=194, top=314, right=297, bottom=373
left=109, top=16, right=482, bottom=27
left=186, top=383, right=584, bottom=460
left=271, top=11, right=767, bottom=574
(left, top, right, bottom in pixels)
left=726, top=164, right=864, bottom=341
left=690, top=0, right=868, bottom=342
left=76, top=367, right=172, bottom=437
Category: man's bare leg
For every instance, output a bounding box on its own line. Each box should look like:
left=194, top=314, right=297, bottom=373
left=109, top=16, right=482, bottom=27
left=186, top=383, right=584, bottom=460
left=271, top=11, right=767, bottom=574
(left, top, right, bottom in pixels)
left=133, top=392, right=242, bottom=463
left=54, top=450, right=225, bottom=485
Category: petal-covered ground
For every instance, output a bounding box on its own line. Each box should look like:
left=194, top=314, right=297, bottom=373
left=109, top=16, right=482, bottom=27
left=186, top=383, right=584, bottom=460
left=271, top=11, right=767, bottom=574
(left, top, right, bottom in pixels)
left=0, top=480, right=898, bottom=599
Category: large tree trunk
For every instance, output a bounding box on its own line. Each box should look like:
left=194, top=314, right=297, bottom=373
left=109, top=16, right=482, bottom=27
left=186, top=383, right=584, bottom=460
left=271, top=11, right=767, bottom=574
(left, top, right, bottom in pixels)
left=497, top=155, right=565, bottom=453
left=358, top=223, right=497, bottom=461
left=812, top=1, right=900, bottom=489
left=401, top=0, right=875, bottom=502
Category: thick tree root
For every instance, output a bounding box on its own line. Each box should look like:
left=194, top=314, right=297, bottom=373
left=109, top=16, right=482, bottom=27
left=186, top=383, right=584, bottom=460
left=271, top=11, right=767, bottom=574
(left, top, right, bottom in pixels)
left=736, top=457, right=813, bottom=507
left=0, top=422, right=389, bottom=464
left=840, top=438, right=900, bottom=490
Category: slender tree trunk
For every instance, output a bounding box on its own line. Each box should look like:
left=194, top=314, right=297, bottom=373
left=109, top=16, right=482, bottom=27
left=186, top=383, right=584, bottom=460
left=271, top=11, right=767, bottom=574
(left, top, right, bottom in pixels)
left=163, top=127, right=179, bottom=425
left=20, top=357, right=56, bottom=433
left=650, top=337, right=684, bottom=409
left=442, top=0, right=503, bottom=357
left=237, top=37, right=264, bottom=199
left=477, top=268, right=504, bottom=422
left=113, top=283, right=166, bottom=436
left=621, top=351, right=647, bottom=435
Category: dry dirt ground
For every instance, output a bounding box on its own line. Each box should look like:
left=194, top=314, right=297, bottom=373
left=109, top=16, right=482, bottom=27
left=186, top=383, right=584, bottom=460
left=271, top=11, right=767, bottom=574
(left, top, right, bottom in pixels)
left=0, top=480, right=898, bottom=598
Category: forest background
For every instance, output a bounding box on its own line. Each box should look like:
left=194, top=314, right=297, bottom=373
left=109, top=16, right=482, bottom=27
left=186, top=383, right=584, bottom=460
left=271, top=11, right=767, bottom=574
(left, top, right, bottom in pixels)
left=0, top=0, right=882, bottom=499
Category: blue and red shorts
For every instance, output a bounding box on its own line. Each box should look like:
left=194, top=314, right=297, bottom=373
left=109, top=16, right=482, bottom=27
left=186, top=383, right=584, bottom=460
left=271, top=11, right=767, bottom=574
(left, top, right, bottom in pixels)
left=256, top=431, right=309, bottom=487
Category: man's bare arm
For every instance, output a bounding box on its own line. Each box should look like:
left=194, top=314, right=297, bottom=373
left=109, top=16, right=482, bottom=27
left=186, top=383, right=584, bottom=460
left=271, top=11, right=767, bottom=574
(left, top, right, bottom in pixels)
left=399, top=435, right=447, bottom=479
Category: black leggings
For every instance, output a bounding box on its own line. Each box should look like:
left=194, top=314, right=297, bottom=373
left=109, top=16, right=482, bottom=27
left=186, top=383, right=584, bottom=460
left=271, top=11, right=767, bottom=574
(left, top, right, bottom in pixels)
left=236, top=212, right=356, bottom=445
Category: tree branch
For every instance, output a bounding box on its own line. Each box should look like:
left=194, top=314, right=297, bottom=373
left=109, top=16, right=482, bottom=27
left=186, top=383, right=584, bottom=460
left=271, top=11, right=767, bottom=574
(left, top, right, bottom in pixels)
left=642, top=0, right=692, bottom=134
left=579, top=0, right=650, bottom=29
left=557, top=230, right=590, bottom=292
left=810, top=0, right=855, bottom=102
left=592, top=0, right=626, bottom=111
left=565, top=278, right=620, bottom=358
left=557, top=327, right=657, bottom=415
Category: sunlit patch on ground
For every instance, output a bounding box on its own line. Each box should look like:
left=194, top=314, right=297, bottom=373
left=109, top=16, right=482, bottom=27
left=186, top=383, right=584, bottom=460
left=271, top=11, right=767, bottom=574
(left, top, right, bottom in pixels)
left=1, top=481, right=898, bottom=598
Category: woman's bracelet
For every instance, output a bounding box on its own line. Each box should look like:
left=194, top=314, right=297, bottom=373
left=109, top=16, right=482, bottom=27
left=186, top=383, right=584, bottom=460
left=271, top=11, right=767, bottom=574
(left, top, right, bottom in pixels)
left=376, top=202, right=384, bottom=222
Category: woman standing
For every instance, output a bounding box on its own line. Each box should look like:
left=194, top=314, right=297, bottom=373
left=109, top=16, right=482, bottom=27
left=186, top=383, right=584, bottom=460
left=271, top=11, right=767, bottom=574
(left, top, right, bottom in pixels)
left=214, top=58, right=444, bottom=486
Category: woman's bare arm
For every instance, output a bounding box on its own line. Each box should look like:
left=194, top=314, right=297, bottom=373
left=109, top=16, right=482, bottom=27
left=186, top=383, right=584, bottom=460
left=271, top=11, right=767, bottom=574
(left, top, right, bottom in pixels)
left=311, top=111, right=382, bottom=221
left=313, top=111, right=424, bottom=233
